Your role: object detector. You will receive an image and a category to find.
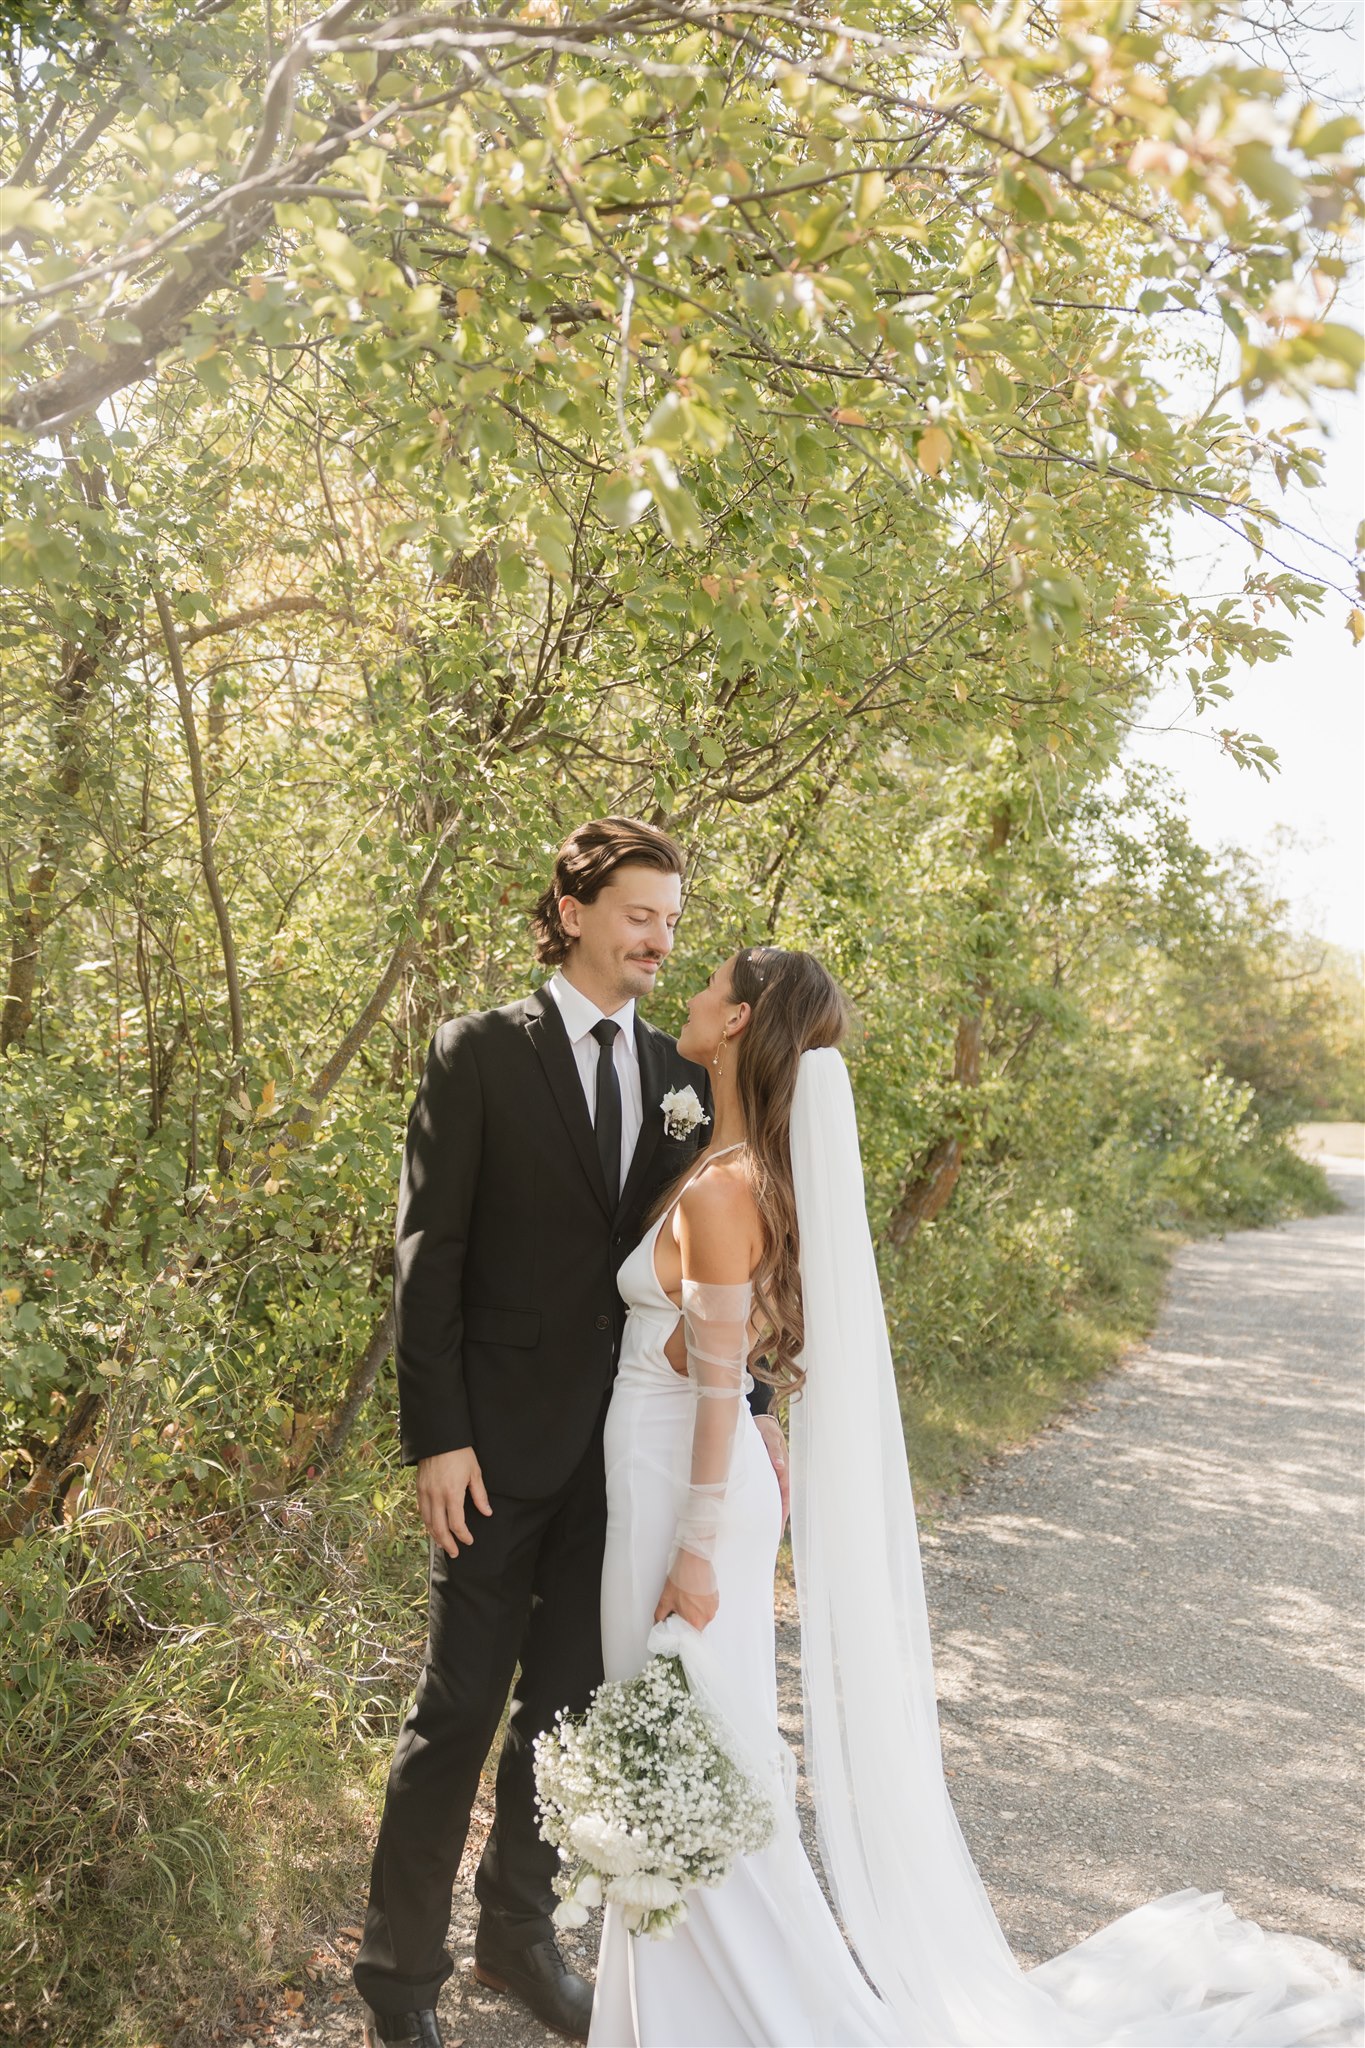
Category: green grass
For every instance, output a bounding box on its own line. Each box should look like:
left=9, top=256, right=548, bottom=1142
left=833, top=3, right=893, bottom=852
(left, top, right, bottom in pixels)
left=0, top=1502, right=419, bottom=2048
left=897, top=1144, right=1346, bottom=1507
left=900, top=1218, right=1177, bottom=1507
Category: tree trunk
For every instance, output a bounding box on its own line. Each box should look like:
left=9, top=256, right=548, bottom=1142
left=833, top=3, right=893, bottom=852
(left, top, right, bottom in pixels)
left=152, top=587, right=247, bottom=1172
left=884, top=805, right=1012, bottom=1247
left=885, top=1009, right=984, bottom=1245
left=0, top=1388, right=105, bottom=1545
left=292, top=1302, right=394, bottom=1481
left=2, top=627, right=118, bottom=1051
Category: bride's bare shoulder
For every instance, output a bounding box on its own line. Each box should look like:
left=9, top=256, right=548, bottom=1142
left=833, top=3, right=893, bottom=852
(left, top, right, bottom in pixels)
left=676, top=1156, right=761, bottom=1274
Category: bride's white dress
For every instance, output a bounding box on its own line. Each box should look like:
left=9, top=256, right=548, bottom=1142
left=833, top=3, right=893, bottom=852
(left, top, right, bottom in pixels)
left=588, top=1100, right=1363, bottom=2048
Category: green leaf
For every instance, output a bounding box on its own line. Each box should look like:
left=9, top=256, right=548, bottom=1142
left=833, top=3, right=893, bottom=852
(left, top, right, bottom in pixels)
left=1299, top=113, right=1362, bottom=159
left=1313, top=323, right=1365, bottom=374
left=793, top=196, right=848, bottom=261
left=597, top=473, right=653, bottom=528
left=643, top=449, right=705, bottom=549
left=1233, top=144, right=1302, bottom=218
left=314, top=227, right=369, bottom=291
left=642, top=391, right=688, bottom=454
left=531, top=512, right=575, bottom=578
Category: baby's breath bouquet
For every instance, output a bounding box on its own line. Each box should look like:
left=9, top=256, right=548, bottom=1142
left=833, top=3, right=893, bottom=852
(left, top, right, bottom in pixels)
left=533, top=1647, right=776, bottom=1938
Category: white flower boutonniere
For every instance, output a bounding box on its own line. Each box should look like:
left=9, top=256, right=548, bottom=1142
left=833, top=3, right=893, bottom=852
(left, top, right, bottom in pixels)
left=660, top=1085, right=710, bottom=1142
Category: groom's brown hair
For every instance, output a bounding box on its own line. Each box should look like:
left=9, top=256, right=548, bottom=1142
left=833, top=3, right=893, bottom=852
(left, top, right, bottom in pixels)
left=531, top=816, right=686, bottom=967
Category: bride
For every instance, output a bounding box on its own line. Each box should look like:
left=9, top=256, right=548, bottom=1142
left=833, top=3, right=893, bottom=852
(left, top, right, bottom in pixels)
left=588, top=944, right=1362, bottom=2048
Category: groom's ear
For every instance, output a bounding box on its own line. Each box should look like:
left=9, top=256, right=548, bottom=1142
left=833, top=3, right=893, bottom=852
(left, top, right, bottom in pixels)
left=557, top=894, right=582, bottom=939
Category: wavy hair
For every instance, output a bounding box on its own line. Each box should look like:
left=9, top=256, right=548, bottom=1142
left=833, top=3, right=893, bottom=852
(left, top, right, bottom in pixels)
left=530, top=817, right=685, bottom=967
left=653, top=945, right=849, bottom=1400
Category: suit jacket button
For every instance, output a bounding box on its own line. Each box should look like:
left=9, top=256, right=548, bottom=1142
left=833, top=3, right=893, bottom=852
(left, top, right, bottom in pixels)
left=595, top=1312, right=611, bottom=1331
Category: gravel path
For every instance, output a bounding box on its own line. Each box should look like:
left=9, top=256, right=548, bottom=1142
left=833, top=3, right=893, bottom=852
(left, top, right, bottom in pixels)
left=923, top=1157, right=1364, bottom=1973
left=241, top=1162, right=1364, bottom=2046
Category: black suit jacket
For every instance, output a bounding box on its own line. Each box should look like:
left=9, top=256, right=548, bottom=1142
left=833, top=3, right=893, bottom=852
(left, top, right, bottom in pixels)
left=392, top=982, right=755, bottom=1498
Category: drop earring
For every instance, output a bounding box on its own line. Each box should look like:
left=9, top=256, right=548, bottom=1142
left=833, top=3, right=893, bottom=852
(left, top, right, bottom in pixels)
left=713, top=1032, right=727, bottom=1082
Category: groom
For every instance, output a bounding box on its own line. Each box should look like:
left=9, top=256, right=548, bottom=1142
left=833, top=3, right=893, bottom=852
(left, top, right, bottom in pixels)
left=356, top=817, right=787, bottom=2047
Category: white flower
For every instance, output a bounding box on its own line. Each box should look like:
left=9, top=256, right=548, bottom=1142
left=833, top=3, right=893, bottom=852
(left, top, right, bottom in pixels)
left=569, top=1814, right=643, bottom=1875
left=533, top=1650, right=775, bottom=1941
left=606, top=1873, right=682, bottom=1911
left=660, top=1085, right=710, bottom=1141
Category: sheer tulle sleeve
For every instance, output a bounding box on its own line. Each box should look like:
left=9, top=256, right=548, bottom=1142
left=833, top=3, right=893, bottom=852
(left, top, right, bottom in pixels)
left=667, top=1276, right=755, bottom=1600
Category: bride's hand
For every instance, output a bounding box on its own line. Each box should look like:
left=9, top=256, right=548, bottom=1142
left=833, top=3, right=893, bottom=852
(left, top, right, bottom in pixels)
left=654, top=1549, right=719, bottom=1630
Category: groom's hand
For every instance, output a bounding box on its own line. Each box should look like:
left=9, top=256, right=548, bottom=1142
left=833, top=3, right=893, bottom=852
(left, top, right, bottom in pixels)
left=417, top=1446, right=492, bottom=1558
left=754, top=1415, right=790, bottom=1529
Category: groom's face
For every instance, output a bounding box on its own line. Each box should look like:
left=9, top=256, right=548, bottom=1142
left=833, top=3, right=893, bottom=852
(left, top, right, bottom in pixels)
left=560, top=863, right=682, bottom=1005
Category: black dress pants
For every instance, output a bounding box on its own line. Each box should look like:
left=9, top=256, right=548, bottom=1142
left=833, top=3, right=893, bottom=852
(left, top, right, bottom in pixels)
left=353, top=1424, right=607, bottom=2015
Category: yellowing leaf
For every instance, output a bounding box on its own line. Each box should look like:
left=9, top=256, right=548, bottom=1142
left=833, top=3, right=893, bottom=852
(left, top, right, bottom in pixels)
left=853, top=169, right=886, bottom=222
left=917, top=426, right=952, bottom=477
left=455, top=287, right=481, bottom=317
left=832, top=407, right=868, bottom=427
left=0, top=186, right=57, bottom=235
left=260, top=1079, right=276, bottom=1111
left=1347, top=608, right=1365, bottom=646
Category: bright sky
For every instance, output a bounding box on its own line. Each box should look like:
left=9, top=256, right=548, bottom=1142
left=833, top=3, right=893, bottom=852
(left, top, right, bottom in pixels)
left=1117, top=4, right=1364, bottom=959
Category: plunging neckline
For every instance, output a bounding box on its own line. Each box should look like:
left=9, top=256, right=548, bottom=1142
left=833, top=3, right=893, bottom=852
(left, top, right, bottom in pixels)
left=648, top=1141, right=747, bottom=1312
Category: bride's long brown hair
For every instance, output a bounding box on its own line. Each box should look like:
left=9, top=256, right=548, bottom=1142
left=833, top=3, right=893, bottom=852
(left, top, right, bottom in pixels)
left=649, top=945, right=849, bottom=1401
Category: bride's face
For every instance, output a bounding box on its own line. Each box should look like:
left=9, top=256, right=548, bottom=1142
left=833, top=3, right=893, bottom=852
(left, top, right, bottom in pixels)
left=677, top=953, right=749, bottom=1067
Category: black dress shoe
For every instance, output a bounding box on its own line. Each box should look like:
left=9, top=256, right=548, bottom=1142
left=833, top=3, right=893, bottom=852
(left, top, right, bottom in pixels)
left=473, top=1933, right=593, bottom=2042
left=361, top=2004, right=443, bottom=2047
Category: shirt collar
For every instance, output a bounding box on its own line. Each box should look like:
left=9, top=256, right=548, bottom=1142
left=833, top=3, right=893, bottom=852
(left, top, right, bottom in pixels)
left=546, top=970, right=636, bottom=1054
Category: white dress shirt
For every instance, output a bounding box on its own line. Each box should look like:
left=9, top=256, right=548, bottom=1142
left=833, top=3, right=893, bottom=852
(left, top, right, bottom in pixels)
left=545, top=971, right=644, bottom=1189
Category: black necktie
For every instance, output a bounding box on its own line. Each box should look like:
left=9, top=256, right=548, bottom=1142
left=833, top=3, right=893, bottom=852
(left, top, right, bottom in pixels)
left=591, top=1018, right=622, bottom=1209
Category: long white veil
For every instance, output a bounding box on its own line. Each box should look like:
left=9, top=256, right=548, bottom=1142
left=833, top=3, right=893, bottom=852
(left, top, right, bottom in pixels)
left=785, top=1046, right=1363, bottom=2048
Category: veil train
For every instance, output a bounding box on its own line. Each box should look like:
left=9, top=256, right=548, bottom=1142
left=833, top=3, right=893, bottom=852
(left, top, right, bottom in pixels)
left=774, top=1046, right=1362, bottom=2048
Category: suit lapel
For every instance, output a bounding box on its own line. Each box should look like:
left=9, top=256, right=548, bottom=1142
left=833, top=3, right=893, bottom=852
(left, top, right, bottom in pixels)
left=617, top=1019, right=666, bottom=1224
left=522, top=986, right=612, bottom=1219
